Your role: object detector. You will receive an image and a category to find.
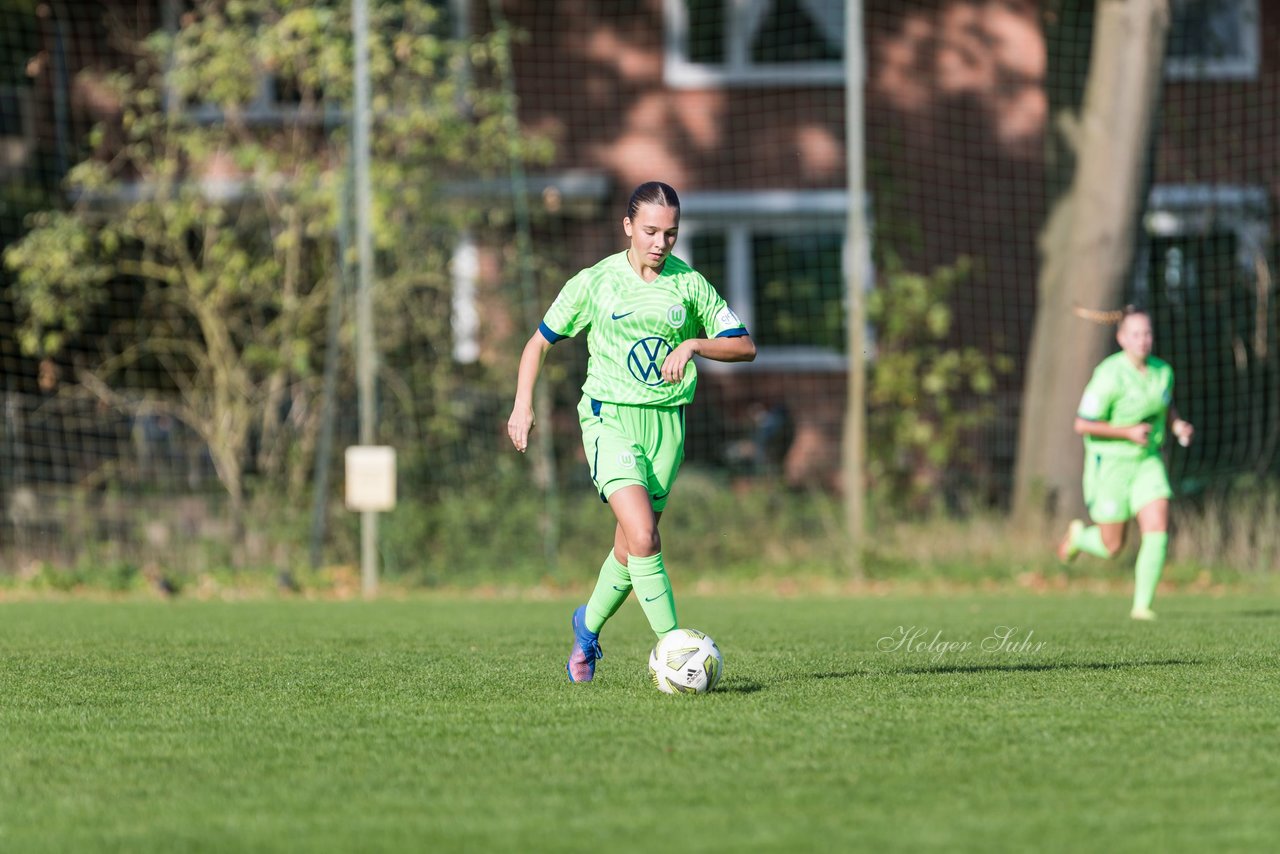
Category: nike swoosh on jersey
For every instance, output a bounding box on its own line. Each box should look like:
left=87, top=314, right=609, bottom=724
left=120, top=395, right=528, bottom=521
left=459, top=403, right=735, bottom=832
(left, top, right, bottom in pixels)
left=610, top=310, right=635, bottom=320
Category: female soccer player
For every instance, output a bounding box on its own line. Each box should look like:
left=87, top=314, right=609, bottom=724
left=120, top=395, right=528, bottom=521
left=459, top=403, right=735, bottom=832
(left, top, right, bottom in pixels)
left=1056, top=306, right=1194, bottom=620
left=507, top=181, right=756, bottom=682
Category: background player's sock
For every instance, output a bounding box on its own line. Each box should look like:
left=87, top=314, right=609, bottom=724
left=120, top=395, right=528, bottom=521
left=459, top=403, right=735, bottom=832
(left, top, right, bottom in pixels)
left=629, top=552, right=677, bottom=637
left=584, top=550, right=631, bottom=634
left=1074, top=525, right=1114, bottom=559
left=1133, top=532, right=1168, bottom=612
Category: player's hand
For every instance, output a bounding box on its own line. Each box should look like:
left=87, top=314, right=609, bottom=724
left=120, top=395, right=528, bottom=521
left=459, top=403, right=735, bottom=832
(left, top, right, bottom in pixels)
left=1172, top=419, right=1194, bottom=447
left=1126, top=423, right=1153, bottom=446
left=661, top=341, right=696, bottom=384
left=508, top=404, right=535, bottom=453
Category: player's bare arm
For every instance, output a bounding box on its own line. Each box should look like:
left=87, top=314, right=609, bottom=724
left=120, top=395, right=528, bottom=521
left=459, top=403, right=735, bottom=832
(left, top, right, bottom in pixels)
left=1168, top=405, right=1195, bottom=446
left=1074, top=417, right=1151, bottom=446
left=508, top=332, right=552, bottom=453
left=660, top=335, right=756, bottom=384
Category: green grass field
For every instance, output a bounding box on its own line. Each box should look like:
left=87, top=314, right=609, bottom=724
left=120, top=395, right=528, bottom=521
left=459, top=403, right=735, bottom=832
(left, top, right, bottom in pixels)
left=2, top=593, right=1278, bottom=852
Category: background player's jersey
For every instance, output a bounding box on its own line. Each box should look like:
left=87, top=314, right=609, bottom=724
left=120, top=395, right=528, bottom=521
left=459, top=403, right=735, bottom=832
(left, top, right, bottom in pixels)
left=1077, top=351, right=1175, bottom=459
left=539, top=251, right=749, bottom=407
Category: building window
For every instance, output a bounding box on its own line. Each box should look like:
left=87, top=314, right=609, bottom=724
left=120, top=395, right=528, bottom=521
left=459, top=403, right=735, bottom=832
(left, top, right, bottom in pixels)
left=665, top=0, right=844, bottom=88
left=1137, top=184, right=1273, bottom=478
left=1165, top=0, right=1259, bottom=80
left=680, top=190, right=861, bottom=370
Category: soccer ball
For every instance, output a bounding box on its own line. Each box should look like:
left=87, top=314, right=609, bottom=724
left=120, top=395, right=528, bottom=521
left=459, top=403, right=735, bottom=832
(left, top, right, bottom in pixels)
left=648, top=628, right=724, bottom=694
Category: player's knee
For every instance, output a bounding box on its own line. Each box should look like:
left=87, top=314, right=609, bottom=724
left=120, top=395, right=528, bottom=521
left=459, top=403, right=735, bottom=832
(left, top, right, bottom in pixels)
left=628, top=529, right=661, bottom=557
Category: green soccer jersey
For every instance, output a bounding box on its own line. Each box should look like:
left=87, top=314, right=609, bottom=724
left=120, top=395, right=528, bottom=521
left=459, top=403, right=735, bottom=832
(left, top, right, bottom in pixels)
left=539, top=251, right=749, bottom=407
left=1077, top=351, right=1175, bottom=459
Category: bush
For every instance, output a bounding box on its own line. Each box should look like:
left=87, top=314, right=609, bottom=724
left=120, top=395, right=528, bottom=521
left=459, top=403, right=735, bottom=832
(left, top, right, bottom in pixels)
left=867, top=255, right=1012, bottom=516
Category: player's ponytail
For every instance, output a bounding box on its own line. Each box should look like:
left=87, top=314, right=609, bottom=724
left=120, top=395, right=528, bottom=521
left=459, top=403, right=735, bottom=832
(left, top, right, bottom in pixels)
left=1073, top=303, right=1147, bottom=326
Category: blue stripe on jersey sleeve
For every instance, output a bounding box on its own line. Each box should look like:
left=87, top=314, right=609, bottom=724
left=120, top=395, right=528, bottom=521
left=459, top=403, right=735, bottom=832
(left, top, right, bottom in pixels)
left=715, top=328, right=749, bottom=338
left=538, top=322, right=567, bottom=343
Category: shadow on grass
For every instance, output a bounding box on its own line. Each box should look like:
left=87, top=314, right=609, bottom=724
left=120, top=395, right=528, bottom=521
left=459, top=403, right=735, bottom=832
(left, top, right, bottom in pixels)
left=898, top=658, right=1200, bottom=676
left=716, top=679, right=764, bottom=694
left=1235, top=609, right=1280, bottom=619
left=716, top=660, right=1201, bottom=691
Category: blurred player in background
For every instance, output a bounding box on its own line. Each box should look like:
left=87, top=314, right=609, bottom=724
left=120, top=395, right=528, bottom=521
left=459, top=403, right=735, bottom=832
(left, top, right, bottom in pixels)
left=508, top=181, right=756, bottom=681
left=1057, top=306, right=1195, bottom=620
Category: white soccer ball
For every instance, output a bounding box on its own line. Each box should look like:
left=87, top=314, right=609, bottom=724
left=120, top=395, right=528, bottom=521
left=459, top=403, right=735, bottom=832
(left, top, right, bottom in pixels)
left=648, top=628, right=724, bottom=694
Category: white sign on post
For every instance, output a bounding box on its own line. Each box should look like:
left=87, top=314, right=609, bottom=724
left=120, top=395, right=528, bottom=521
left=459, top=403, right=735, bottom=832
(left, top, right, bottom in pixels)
left=344, top=446, right=397, bottom=512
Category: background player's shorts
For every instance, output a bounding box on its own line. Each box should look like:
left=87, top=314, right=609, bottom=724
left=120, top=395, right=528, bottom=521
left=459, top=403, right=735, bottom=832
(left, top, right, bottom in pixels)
left=577, top=395, right=685, bottom=512
left=1083, top=453, right=1172, bottom=523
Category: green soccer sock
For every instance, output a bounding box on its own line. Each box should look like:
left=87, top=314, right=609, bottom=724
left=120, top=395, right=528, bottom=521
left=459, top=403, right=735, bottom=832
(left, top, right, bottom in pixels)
left=584, top=550, right=631, bottom=634
left=1073, top=524, right=1114, bottom=560
left=629, top=552, right=677, bottom=637
left=1133, top=532, right=1168, bottom=612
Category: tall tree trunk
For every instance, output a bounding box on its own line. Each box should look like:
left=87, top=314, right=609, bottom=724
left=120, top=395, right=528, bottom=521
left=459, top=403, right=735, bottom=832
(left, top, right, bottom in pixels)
left=1013, top=0, right=1170, bottom=527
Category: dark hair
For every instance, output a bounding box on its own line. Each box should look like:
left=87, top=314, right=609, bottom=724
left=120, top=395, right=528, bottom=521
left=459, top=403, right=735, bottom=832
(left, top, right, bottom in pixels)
left=626, top=181, right=680, bottom=220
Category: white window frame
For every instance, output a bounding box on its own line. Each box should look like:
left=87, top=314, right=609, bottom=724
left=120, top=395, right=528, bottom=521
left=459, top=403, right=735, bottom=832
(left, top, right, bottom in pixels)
left=679, top=190, right=867, bottom=371
left=664, top=0, right=845, bottom=88
left=1164, top=0, right=1260, bottom=81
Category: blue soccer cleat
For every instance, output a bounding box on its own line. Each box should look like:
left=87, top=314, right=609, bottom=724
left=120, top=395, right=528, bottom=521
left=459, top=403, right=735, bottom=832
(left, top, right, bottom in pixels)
left=566, top=604, right=603, bottom=682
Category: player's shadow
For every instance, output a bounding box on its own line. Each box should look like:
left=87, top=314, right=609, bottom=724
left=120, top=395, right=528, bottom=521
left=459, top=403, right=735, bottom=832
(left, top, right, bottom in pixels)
left=898, top=658, right=1200, bottom=675
left=716, top=660, right=1200, bottom=690
left=716, top=672, right=864, bottom=692
left=715, top=678, right=764, bottom=694
left=812, top=670, right=868, bottom=680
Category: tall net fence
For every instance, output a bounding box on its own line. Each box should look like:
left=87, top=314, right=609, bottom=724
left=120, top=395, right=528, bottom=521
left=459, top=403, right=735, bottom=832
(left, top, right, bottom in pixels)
left=1, top=0, right=1278, bottom=584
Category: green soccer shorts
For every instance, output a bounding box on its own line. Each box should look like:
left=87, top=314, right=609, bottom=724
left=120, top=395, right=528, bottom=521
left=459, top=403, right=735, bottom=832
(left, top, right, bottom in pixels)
left=1083, top=452, right=1172, bottom=523
left=577, top=395, right=685, bottom=512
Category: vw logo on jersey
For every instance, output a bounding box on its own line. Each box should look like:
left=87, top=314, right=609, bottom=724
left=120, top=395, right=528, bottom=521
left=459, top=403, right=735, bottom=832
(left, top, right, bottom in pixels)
left=628, top=336, right=674, bottom=386
left=666, top=305, right=687, bottom=328
left=617, top=451, right=637, bottom=469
